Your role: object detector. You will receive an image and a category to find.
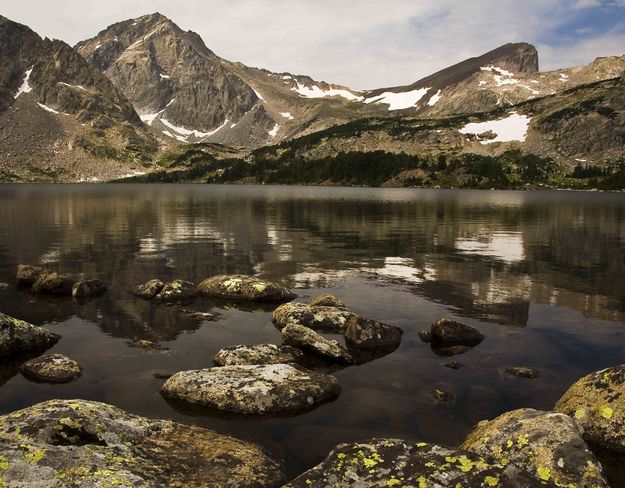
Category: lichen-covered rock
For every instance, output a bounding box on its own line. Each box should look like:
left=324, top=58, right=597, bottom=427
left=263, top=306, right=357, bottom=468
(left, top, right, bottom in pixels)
left=130, top=279, right=165, bottom=299
left=16, top=264, right=47, bottom=287
left=154, top=279, right=197, bottom=301
left=431, top=317, right=485, bottom=346
left=72, top=279, right=107, bottom=298
left=31, top=272, right=76, bottom=296
left=272, top=302, right=355, bottom=332
left=162, top=364, right=340, bottom=415
left=214, top=344, right=303, bottom=366
left=282, top=323, right=352, bottom=363
left=307, top=294, right=346, bottom=309
left=555, top=365, right=625, bottom=453
left=344, top=316, right=403, bottom=350
left=0, top=399, right=285, bottom=487
left=283, top=439, right=556, bottom=487
left=198, top=275, right=295, bottom=302
left=461, top=408, right=609, bottom=487
left=505, top=367, right=540, bottom=379
left=0, top=312, right=60, bottom=357
left=20, top=353, right=82, bottom=383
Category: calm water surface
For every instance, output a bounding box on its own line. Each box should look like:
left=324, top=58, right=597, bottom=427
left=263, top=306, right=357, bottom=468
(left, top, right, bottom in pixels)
left=0, top=184, right=624, bottom=478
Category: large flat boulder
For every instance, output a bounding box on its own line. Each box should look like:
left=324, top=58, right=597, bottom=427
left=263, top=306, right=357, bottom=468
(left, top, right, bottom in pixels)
left=0, top=399, right=285, bottom=487
left=555, top=365, right=625, bottom=453
left=283, top=439, right=556, bottom=487
left=213, top=344, right=303, bottom=366
left=0, top=312, right=60, bottom=357
left=272, top=302, right=355, bottom=332
left=461, top=408, right=609, bottom=487
left=162, top=364, right=340, bottom=415
left=198, top=275, right=295, bottom=302
left=282, top=323, right=352, bottom=363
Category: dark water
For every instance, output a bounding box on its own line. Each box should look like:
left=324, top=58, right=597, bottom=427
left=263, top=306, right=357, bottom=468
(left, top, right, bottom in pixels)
left=0, top=184, right=624, bottom=478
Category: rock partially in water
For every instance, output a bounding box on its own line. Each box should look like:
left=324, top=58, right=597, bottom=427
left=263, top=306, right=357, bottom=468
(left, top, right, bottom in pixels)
left=272, top=302, right=355, bottom=332
left=344, top=316, right=403, bottom=350
left=214, top=344, right=303, bottom=366
left=431, top=317, right=485, bottom=347
left=307, top=294, right=346, bottom=309
left=16, top=264, right=47, bottom=287
left=555, top=364, right=625, bottom=453
left=130, top=279, right=165, bottom=299
left=31, top=271, right=76, bottom=296
left=198, top=275, right=296, bottom=302
left=505, top=367, right=540, bottom=379
left=161, top=364, right=340, bottom=415
left=284, top=439, right=555, bottom=487
left=20, top=353, right=82, bottom=383
left=461, top=408, right=609, bottom=488
left=0, top=399, right=285, bottom=487
left=0, top=312, right=60, bottom=357
left=154, top=279, right=197, bottom=301
left=282, top=323, right=352, bottom=363
left=72, top=279, right=107, bottom=299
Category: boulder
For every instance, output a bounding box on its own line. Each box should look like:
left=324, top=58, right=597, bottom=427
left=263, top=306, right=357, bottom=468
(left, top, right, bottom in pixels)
left=197, top=275, right=295, bottom=302
left=504, top=367, right=540, bottom=379
left=461, top=408, right=608, bottom=487
left=555, top=365, right=625, bottom=453
left=16, top=264, right=47, bottom=287
left=162, top=364, right=340, bottom=415
left=154, top=279, right=197, bottom=301
left=282, top=323, right=352, bottom=363
left=0, top=312, right=60, bottom=357
left=130, top=279, right=165, bottom=299
left=31, top=272, right=76, bottom=295
left=214, top=344, right=303, bottom=366
left=72, top=279, right=107, bottom=298
left=307, top=294, right=346, bottom=309
left=344, top=316, right=403, bottom=350
left=0, top=399, right=285, bottom=487
left=431, top=317, right=485, bottom=347
left=283, top=439, right=556, bottom=487
left=272, top=302, right=355, bottom=332
left=20, top=353, right=82, bottom=383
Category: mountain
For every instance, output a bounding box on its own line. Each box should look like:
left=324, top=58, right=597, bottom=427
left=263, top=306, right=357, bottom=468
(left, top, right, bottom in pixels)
left=0, top=15, right=162, bottom=182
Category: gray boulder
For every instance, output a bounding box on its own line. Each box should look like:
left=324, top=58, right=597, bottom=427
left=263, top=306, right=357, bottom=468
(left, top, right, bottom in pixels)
left=198, top=275, right=295, bottom=302
left=162, top=364, right=340, bottom=415
left=0, top=312, right=60, bottom=357
left=272, top=302, right=355, bottom=332
left=72, top=279, right=107, bottom=298
left=20, top=353, right=82, bottom=383
left=282, top=323, right=352, bottom=363
left=344, top=316, right=403, bottom=349
left=0, top=399, right=285, bottom=487
left=130, top=279, right=165, bottom=299
left=214, top=344, right=303, bottom=366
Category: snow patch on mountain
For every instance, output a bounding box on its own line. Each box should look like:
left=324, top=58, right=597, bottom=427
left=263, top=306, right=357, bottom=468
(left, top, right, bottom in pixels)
left=37, top=102, right=60, bottom=114
left=365, top=88, right=430, bottom=111
left=280, top=112, right=294, bottom=120
left=427, top=90, right=442, bottom=107
left=14, top=67, right=33, bottom=99
left=253, top=88, right=265, bottom=101
left=481, top=66, right=519, bottom=86
left=459, top=112, right=531, bottom=144
left=268, top=123, right=280, bottom=138
left=292, top=82, right=362, bottom=101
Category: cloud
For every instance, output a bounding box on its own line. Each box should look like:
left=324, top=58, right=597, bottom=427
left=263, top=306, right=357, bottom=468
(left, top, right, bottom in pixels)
left=2, top=0, right=624, bottom=88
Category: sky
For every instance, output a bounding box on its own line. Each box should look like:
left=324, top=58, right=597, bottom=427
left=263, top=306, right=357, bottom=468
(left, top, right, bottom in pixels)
left=2, top=0, right=625, bottom=89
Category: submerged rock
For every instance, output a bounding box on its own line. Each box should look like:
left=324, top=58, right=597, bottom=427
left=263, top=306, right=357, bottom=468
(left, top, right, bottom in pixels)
left=344, top=316, right=403, bottom=350
left=431, top=317, right=485, bottom=347
left=16, top=264, right=47, bottom=287
left=127, top=339, right=168, bottom=351
left=461, top=408, right=609, bottom=487
left=20, top=353, right=82, bottom=383
left=130, top=279, right=165, bottom=299
left=0, top=312, right=60, bottom=357
left=162, top=364, right=340, bottom=415
left=198, top=275, right=296, bottom=302
left=214, top=344, right=303, bottom=366
left=272, top=302, right=355, bottom=332
left=0, top=399, right=285, bottom=487
left=31, top=272, right=76, bottom=296
left=154, top=279, right=197, bottom=301
left=284, top=438, right=555, bottom=487
left=555, top=365, right=625, bottom=453
left=505, top=367, right=540, bottom=379
left=72, top=279, right=107, bottom=299
left=282, top=323, right=352, bottom=363
left=307, top=294, right=346, bottom=309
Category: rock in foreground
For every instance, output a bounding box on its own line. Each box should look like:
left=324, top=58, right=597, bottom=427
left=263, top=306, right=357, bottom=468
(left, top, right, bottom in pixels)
left=282, top=323, right=352, bottom=363
left=344, top=315, right=403, bottom=349
left=431, top=317, right=485, bottom=347
left=0, top=399, right=285, bottom=487
left=272, top=302, right=355, bottom=332
left=284, top=439, right=556, bottom=487
left=0, top=312, right=60, bottom=357
left=214, top=344, right=303, bottom=366
left=461, top=408, right=609, bottom=487
left=198, top=275, right=296, bottom=302
left=20, top=353, right=82, bottom=383
left=72, top=279, right=107, bottom=298
left=162, top=364, right=340, bottom=415
left=555, top=364, right=625, bottom=453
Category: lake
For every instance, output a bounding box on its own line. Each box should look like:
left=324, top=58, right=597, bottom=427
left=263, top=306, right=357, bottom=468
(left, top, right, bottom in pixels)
left=0, top=184, right=624, bottom=479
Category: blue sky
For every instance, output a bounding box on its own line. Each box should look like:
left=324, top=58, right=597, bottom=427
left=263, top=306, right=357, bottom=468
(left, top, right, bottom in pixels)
left=2, top=0, right=625, bottom=88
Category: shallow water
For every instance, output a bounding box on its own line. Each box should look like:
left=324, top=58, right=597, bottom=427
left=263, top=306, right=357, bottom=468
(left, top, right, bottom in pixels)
left=0, top=184, right=624, bottom=478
